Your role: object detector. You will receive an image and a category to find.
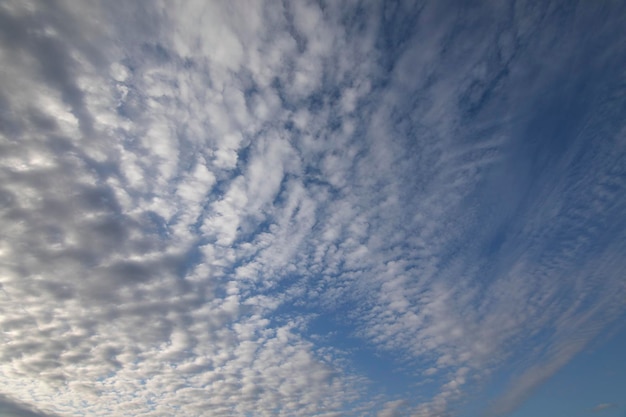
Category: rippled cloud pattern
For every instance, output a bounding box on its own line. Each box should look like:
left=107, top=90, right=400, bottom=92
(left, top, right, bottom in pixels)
left=1, top=1, right=625, bottom=416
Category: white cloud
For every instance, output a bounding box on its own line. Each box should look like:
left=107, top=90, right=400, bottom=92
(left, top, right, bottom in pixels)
left=1, top=1, right=625, bottom=417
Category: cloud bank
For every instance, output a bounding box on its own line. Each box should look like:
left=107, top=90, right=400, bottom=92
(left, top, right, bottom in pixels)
left=1, top=0, right=625, bottom=416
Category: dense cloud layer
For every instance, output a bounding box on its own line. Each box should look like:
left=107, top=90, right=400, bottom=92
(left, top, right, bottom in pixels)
left=1, top=0, right=625, bottom=416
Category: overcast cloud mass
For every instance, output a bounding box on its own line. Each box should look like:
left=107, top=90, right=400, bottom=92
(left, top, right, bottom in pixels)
left=1, top=1, right=625, bottom=416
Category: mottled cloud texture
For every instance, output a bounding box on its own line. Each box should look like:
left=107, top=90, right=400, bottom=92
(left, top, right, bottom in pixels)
left=1, top=1, right=625, bottom=416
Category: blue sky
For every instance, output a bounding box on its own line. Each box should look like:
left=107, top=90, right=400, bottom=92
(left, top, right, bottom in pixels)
left=0, top=1, right=625, bottom=416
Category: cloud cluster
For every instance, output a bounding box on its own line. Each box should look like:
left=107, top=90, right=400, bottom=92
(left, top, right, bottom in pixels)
left=0, top=0, right=377, bottom=415
left=1, top=0, right=625, bottom=416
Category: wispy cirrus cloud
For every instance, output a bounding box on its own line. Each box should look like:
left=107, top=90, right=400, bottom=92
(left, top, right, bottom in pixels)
left=592, top=403, right=619, bottom=413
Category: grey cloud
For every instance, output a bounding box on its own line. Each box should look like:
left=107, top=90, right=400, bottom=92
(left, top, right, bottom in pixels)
left=0, top=2, right=98, bottom=136
left=0, top=395, right=61, bottom=417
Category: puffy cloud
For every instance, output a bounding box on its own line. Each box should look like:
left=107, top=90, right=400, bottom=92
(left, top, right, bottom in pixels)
left=1, top=0, right=625, bottom=416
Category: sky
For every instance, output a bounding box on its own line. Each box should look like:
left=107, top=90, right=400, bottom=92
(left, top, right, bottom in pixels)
left=0, top=0, right=625, bottom=416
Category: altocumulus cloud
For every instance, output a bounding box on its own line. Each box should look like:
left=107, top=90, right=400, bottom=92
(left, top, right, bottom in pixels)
left=0, top=1, right=625, bottom=417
